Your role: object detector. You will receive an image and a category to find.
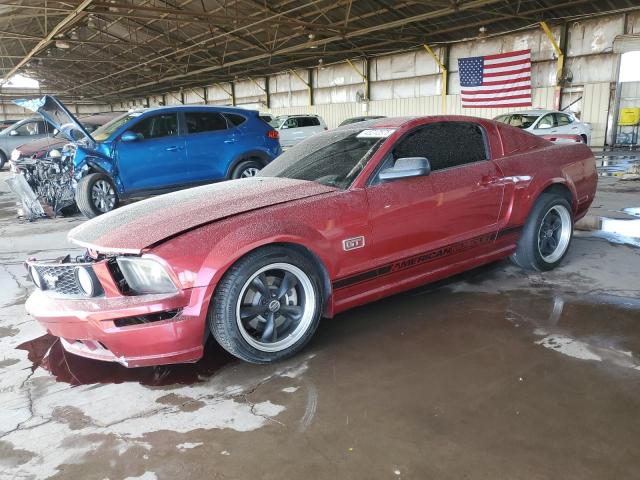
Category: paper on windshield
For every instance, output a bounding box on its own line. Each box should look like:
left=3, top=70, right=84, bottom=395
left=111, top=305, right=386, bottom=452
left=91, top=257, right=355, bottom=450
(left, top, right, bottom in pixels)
left=356, top=128, right=396, bottom=138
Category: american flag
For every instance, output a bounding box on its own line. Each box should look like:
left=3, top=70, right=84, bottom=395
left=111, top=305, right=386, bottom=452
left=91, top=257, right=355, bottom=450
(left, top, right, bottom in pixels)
left=458, top=49, right=532, bottom=108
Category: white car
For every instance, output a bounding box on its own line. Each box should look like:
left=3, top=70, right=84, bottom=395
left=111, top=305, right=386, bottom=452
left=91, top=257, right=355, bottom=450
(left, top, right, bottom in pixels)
left=494, top=110, right=591, bottom=145
left=275, top=114, right=327, bottom=148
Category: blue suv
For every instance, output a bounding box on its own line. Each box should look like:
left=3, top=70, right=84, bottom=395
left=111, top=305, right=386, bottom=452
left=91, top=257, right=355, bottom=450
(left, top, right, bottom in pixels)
left=16, top=96, right=281, bottom=218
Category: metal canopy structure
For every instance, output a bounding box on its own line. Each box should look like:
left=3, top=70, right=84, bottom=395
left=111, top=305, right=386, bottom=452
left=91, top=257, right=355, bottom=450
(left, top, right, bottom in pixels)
left=0, top=0, right=637, bottom=102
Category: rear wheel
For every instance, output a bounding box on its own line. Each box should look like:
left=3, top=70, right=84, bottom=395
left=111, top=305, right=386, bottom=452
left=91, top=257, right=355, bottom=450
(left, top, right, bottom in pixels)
left=511, top=193, right=573, bottom=271
left=231, top=159, right=262, bottom=179
left=209, top=246, right=323, bottom=363
left=76, top=173, right=119, bottom=218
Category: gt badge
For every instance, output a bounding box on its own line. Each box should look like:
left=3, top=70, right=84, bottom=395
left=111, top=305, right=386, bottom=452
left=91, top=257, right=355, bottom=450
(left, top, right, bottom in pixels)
left=343, top=236, right=365, bottom=251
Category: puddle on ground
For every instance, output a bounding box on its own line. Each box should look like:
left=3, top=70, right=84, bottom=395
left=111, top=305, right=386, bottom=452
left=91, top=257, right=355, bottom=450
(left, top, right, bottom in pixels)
left=575, top=214, right=640, bottom=247
left=16, top=334, right=236, bottom=386
left=595, top=154, right=640, bottom=177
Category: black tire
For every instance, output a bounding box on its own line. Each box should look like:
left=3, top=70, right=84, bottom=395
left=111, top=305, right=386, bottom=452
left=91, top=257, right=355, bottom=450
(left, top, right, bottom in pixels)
left=0, top=150, right=6, bottom=170
left=209, top=246, right=324, bottom=364
left=76, top=173, right=119, bottom=219
left=511, top=193, right=573, bottom=271
left=231, top=159, right=262, bottom=179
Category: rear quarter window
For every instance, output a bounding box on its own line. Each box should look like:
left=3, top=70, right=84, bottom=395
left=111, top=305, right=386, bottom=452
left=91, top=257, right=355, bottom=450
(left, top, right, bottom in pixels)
left=226, top=113, right=247, bottom=127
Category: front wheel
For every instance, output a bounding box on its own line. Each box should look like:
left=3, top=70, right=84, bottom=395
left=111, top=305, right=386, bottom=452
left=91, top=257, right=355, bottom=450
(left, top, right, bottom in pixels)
left=231, top=160, right=262, bottom=179
left=0, top=151, right=6, bottom=170
left=511, top=193, right=573, bottom=271
left=76, top=173, right=119, bottom=218
left=209, top=246, right=323, bottom=364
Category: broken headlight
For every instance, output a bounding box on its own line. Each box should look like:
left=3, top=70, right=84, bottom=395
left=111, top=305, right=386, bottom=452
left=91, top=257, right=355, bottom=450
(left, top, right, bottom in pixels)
left=116, top=257, right=178, bottom=295
left=11, top=149, right=21, bottom=161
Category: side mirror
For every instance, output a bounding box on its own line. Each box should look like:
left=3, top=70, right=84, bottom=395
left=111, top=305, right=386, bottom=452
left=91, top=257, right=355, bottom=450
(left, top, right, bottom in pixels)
left=379, top=157, right=431, bottom=182
left=9, top=130, right=19, bottom=136
left=53, top=128, right=59, bottom=136
left=121, top=131, right=142, bottom=142
left=280, top=124, right=289, bottom=129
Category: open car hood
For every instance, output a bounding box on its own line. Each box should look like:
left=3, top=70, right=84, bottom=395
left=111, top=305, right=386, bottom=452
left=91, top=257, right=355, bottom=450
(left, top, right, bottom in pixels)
left=68, top=177, right=337, bottom=254
left=13, top=95, right=95, bottom=146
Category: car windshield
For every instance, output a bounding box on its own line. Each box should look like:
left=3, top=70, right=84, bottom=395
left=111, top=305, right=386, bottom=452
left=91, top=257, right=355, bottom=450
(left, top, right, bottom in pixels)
left=496, top=114, right=540, bottom=129
left=92, top=111, right=143, bottom=142
left=259, top=128, right=388, bottom=189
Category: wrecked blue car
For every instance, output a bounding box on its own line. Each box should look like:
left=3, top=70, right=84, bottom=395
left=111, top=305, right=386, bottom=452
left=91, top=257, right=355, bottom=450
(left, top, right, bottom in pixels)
left=15, top=96, right=282, bottom=218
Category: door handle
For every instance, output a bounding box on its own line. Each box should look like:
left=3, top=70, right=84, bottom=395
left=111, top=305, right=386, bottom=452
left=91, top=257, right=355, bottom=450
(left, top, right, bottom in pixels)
left=165, top=146, right=183, bottom=151
left=479, top=175, right=502, bottom=187
left=223, top=138, right=238, bottom=144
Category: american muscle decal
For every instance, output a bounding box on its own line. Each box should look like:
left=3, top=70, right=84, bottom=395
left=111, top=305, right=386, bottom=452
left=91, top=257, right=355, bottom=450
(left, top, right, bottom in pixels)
left=333, top=226, right=523, bottom=290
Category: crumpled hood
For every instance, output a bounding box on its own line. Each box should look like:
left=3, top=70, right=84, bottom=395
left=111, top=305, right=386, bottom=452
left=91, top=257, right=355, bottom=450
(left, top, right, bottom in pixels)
left=13, top=95, right=95, bottom=146
left=69, top=177, right=337, bottom=254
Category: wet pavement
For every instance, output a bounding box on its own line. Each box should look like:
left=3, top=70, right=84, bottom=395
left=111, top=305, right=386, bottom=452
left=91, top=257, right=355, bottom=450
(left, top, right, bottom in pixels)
left=1, top=161, right=640, bottom=479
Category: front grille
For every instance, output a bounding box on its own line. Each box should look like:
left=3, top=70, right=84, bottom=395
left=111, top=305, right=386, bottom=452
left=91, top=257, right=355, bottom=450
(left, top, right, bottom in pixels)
left=33, top=264, right=83, bottom=295
left=30, top=262, right=103, bottom=297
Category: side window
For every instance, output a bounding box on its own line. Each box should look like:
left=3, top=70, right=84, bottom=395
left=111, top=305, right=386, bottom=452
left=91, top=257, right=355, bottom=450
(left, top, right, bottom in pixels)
left=536, top=114, right=556, bottom=129
left=226, top=113, right=247, bottom=127
left=392, top=122, right=488, bottom=172
left=130, top=113, right=178, bottom=139
left=185, top=112, right=228, bottom=134
left=299, top=117, right=320, bottom=127
left=495, top=115, right=509, bottom=124
left=283, top=118, right=298, bottom=128
left=14, top=121, right=40, bottom=136
left=555, top=113, right=572, bottom=126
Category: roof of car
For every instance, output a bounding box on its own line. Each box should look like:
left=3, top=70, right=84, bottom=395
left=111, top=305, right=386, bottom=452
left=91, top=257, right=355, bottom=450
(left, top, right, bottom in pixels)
left=341, top=115, right=498, bottom=129
left=502, top=109, right=566, bottom=116
left=143, top=104, right=259, bottom=115
left=277, top=114, right=321, bottom=118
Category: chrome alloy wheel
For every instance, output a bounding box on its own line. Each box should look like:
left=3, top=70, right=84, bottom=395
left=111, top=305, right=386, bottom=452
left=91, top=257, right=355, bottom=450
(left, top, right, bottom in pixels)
left=236, top=263, right=316, bottom=352
left=91, top=180, right=116, bottom=213
left=537, top=204, right=572, bottom=263
left=241, top=167, right=260, bottom=178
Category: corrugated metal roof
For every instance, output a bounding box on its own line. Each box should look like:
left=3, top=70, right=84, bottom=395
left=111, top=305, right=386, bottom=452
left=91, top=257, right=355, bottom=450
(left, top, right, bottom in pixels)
left=0, top=0, right=637, bottom=101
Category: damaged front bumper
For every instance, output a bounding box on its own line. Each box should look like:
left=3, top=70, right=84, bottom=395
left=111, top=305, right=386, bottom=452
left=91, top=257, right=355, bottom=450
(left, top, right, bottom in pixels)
left=24, top=256, right=210, bottom=368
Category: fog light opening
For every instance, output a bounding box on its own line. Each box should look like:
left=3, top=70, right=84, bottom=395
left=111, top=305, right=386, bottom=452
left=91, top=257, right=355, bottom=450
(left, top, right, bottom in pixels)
left=29, top=266, right=44, bottom=289
left=75, top=266, right=97, bottom=297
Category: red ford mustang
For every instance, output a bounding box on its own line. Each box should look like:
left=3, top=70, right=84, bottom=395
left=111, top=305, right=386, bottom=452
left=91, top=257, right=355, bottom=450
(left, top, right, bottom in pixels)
left=24, top=116, right=597, bottom=366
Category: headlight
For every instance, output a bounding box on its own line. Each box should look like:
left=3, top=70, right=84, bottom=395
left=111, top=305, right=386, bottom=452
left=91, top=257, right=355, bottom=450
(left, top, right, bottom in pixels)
left=49, top=149, right=62, bottom=159
left=11, top=149, right=21, bottom=161
left=75, top=266, right=98, bottom=297
left=116, top=257, right=178, bottom=295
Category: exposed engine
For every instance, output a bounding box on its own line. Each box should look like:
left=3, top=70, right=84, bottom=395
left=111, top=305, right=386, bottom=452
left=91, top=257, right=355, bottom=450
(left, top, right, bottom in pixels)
left=7, top=145, right=77, bottom=220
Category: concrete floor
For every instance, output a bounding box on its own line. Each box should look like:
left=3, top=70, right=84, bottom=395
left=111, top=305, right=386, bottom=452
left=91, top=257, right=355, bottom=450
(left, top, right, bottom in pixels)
left=1, top=157, right=640, bottom=480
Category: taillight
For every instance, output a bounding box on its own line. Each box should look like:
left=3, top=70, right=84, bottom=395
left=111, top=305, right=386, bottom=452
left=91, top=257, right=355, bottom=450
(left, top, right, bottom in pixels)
left=267, top=130, right=279, bottom=139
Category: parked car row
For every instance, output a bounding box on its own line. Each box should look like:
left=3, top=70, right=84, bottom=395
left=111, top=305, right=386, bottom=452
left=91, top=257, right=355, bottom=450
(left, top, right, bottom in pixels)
left=2, top=99, right=591, bottom=223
